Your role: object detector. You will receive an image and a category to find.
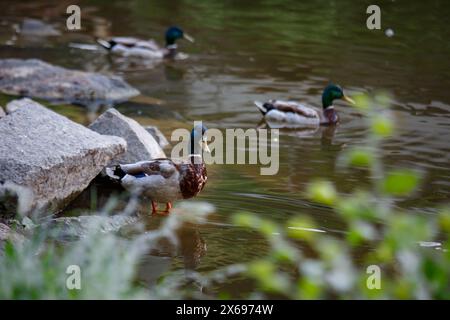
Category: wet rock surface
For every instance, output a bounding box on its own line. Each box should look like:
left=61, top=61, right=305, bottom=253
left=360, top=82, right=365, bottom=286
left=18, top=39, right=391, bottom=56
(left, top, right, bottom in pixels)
left=0, top=98, right=127, bottom=215
left=42, top=215, right=140, bottom=241
left=0, top=59, right=140, bottom=106
left=20, top=18, right=60, bottom=37
left=89, top=108, right=165, bottom=165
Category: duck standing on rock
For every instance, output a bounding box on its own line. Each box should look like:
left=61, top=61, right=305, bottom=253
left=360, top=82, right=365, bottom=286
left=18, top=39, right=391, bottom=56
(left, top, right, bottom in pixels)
left=254, top=84, right=355, bottom=128
left=110, top=125, right=209, bottom=215
left=97, top=26, right=194, bottom=60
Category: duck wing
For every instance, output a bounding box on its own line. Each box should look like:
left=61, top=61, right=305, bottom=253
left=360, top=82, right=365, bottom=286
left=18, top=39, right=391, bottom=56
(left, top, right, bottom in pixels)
left=110, top=37, right=142, bottom=47
left=98, top=37, right=161, bottom=51
left=120, top=159, right=177, bottom=178
left=134, top=39, right=160, bottom=51
left=272, top=100, right=319, bottom=118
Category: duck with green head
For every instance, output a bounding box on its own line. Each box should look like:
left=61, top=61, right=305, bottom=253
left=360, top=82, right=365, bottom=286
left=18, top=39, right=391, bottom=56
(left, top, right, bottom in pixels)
left=109, top=124, right=209, bottom=215
left=254, top=84, right=355, bottom=127
left=97, top=26, right=194, bottom=59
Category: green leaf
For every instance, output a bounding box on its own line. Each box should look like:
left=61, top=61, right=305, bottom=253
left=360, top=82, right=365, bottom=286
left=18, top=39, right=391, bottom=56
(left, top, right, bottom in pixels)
left=337, top=192, right=378, bottom=221
left=383, top=170, right=419, bottom=196
left=286, top=217, right=318, bottom=241
left=247, top=260, right=290, bottom=293
left=372, top=114, right=394, bottom=137
left=346, top=148, right=374, bottom=167
left=259, top=220, right=278, bottom=236
left=272, top=243, right=300, bottom=263
left=297, top=278, right=321, bottom=299
left=347, top=221, right=376, bottom=246
left=353, top=93, right=370, bottom=111
left=4, top=240, right=16, bottom=258
left=306, top=180, right=337, bottom=206
left=232, top=212, right=259, bottom=228
left=438, top=208, right=450, bottom=233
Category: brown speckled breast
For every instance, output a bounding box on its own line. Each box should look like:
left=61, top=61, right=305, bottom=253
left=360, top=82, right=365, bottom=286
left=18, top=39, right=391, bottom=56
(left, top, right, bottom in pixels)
left=178, top=163, right=207, bottom=199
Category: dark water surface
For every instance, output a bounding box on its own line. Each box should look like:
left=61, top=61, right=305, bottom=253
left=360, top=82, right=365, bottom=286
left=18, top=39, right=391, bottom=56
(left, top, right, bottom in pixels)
left=1, top=0, right=449, bottom=296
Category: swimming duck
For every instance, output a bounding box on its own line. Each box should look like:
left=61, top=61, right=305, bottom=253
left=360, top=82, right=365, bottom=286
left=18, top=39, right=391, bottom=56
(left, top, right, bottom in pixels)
left=254, top=84, right=355, bottom=127
left=97, top=26, right=194, bottom=59
left=110, top=125, right=209, bottom=215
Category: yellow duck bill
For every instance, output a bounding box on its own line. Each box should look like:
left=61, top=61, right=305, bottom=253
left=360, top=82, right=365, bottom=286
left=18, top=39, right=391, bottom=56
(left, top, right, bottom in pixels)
left=342, top=95, right=356, bottom=105
left=183, top=33, right=195, bottom=43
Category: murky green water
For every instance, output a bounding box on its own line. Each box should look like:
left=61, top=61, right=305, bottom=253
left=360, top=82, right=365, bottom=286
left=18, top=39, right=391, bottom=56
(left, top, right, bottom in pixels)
left=1, top=0, right=450, bottom=296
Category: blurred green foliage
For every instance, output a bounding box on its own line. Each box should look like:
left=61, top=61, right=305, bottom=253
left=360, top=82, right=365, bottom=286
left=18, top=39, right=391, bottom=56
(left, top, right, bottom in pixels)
left=232, top=93, right=450, bottom=299
left=0, top=201, right=214, bottom=299
left=0, top=222, right=147, bottom=299
left=0, top=93, right=448, bottom=299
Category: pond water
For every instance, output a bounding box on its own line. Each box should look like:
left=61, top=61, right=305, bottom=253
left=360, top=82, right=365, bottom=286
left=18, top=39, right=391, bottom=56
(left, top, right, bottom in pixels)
left=1, top=0, right=449, bottom=297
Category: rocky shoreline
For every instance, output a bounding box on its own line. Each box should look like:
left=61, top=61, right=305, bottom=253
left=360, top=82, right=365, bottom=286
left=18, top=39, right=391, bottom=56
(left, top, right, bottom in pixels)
left=0, top=56, right=171, bottom=251
left=0, top=97, right=168, bottom=244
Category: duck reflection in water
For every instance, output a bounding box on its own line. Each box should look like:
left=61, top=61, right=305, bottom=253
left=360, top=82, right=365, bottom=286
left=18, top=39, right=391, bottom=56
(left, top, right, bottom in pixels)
left=258, top=119, right=339, bottom=147
left=164, top=64, right=187, bottom=81
left=137, top=219, right=207, bottom=292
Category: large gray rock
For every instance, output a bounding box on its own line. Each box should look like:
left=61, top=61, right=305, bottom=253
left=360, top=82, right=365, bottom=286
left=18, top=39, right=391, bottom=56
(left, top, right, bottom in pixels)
left=89, top=108, right=165, bottom=165
left=0, top=106, right=5, bottom=118
left=0, top=59, right=140, bottom=106
left=0, top=98, right=127, bottom=215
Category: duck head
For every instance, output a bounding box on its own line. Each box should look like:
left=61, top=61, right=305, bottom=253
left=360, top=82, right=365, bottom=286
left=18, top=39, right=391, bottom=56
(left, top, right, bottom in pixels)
left=190, top=124, right=210, bottom=156
left=165, top=26, right=195, bottom=46
left=321, top=84, right=355, bottom=109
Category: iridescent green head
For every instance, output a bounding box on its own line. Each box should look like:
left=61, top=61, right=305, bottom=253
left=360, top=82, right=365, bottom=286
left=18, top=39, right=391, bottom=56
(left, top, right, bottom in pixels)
left=321, top=84, right=355, bottom=109
left=165, top=26, right=194, bottom=46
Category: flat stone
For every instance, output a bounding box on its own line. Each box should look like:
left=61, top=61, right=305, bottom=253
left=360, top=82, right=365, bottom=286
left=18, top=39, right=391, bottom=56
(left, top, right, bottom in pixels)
left=42, top=215, right=140, bottom=241
left=89, top=108, right=165, bottom=165
left=0, top=98, right=127, bottom=215
left=0, top=59, right=140, bottom=106
left=20, top=18, right=60, bottom=37
left=144, top=126, right=170, bottom=148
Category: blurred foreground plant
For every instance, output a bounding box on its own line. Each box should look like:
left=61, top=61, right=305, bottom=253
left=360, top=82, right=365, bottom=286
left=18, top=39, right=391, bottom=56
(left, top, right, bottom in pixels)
left=0, top=196, right=214, bottom=299
left=1, top=93, right=448, bottom=299
left=233, top=92, right=450, bottom=299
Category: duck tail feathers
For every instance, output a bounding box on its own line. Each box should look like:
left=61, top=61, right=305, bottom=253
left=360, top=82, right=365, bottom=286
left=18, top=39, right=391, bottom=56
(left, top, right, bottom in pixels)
left=112, top=165, right=126, bottom=179
left=254, top=101, right=268, bottom=115
left=96, top=38, right=113, bottom=50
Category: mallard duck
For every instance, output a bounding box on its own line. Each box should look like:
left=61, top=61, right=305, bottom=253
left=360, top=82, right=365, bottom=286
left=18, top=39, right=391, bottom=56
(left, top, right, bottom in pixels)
left=110, top=125, right=209, bottom=215
left=97, top=26, right=194, bottom=59
left=254, top=84, right=355, bottom=127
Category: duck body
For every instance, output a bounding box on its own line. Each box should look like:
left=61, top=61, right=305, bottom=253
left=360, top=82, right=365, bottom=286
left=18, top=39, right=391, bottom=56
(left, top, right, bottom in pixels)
left=254, top=100, right=336, bottom=127
left=98, top=37, right=167, bottom=59
left=116, top=157, right=207, bottom=204
left=254, top=84, right=354, bottom=128
left=97, top=26, right=194, bottom=60
left=109, top=125, right=209, bottom=215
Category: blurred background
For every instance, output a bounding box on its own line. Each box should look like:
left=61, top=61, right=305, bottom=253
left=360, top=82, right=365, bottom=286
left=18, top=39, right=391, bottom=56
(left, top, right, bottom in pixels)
left=0, top=0, right=449, bottom=298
